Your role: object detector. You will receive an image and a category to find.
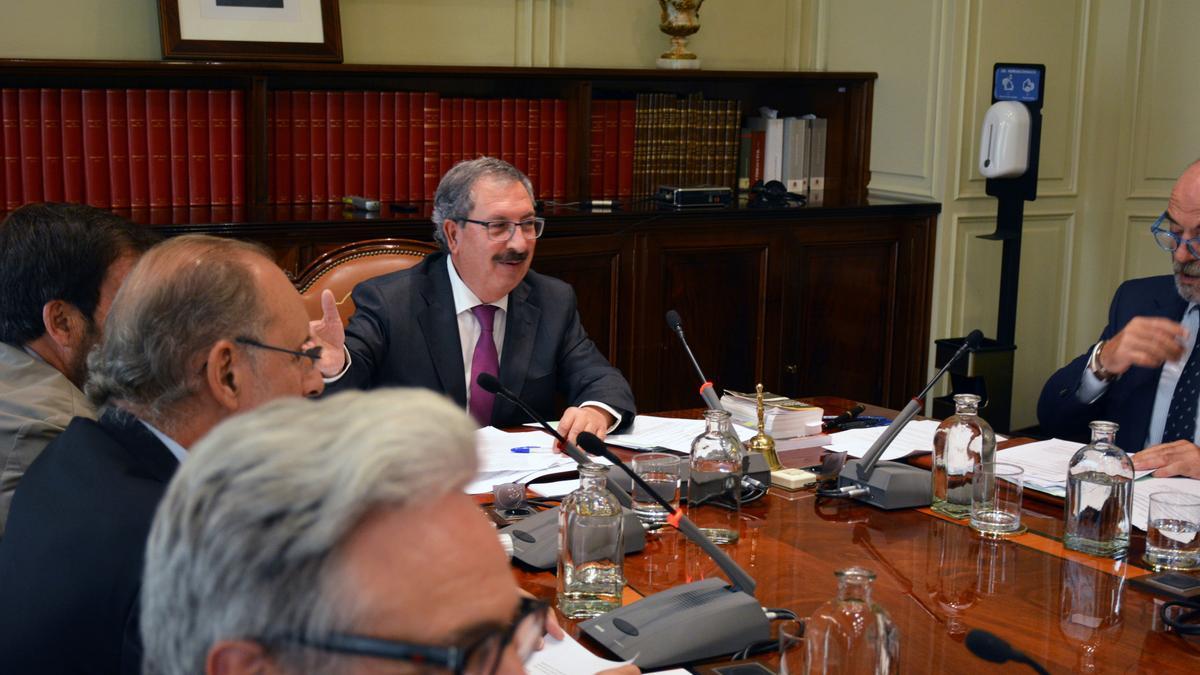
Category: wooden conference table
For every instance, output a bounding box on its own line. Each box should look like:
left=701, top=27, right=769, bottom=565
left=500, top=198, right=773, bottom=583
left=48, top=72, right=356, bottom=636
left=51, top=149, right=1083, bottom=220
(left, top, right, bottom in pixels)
left=506, top=396, right=1200, bottom=673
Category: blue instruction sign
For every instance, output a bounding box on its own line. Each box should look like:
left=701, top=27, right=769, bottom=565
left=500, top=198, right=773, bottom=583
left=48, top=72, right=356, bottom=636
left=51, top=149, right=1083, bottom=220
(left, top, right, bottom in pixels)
left=994, top=66, right=1041, bottom=103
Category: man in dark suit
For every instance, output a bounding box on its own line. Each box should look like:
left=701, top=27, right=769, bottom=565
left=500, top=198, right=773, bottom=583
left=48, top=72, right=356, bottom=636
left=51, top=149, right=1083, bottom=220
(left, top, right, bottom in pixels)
left=0, top=235, right=325, bottom=674
left=1039, top=160, right=1200, bottom=478
left=316, top=157, right=635, bottom=442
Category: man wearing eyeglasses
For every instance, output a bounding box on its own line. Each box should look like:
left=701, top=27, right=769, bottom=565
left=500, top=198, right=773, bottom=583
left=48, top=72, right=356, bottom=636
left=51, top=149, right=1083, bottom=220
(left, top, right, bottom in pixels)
left=1039, top=160, right=1200, bottom=478
left=315, top=157, right=636, bottom=443
left=0, top=235, right=326, bottom=674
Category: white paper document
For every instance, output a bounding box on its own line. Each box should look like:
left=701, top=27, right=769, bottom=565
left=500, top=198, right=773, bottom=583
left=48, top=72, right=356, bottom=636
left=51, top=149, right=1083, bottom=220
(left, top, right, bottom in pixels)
left=824, top=419, right=943, bottom=461
left=987, top=438, right=1153, bottom=498
left=525, top=632, right=688, bottom=675
left=1131, top=477, right=1200, bottom=531
left=466, top=427, right=576, bottom=495
left=606, top=415, right=755, bottom=453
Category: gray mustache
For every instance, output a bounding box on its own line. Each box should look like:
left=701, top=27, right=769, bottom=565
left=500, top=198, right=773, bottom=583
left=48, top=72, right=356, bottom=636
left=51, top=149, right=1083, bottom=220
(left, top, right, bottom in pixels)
left=1175, top=260, right=1200, bottom=276
left=495, top=251, right=528, bottom=264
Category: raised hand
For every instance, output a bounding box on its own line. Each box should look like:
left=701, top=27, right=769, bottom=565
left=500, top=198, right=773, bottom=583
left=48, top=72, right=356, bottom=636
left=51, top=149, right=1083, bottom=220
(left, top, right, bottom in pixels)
left=309, top=289, right=347, bottom=377
left=1100, top=317, right=1188, bottom=375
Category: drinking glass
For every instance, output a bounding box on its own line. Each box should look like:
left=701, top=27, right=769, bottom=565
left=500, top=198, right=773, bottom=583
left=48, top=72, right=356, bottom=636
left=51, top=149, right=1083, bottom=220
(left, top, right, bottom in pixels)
left=1143, top=491, right=1200, bottom=571
left=631, top=452, right=681, bottom=527
left=970, top=462, right=1024, bottom=535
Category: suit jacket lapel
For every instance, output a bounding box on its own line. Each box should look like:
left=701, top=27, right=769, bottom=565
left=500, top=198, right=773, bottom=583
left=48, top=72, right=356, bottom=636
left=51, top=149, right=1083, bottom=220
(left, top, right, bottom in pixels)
left=98, top=409, right=179, bottom=484
left=418, top=255, right=468, bottom=407
left=496, top=280, right=540, bottom=424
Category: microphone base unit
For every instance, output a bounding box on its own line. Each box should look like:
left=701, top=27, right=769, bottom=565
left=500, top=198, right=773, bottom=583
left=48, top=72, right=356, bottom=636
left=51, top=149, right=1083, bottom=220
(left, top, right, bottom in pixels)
left=836, top=460, right=932, bottom=510
left=580, top=577, right=771, bottom=668
left=608, top=452, right=773, bottom=495
left=502, top=506, right=646, bottom=570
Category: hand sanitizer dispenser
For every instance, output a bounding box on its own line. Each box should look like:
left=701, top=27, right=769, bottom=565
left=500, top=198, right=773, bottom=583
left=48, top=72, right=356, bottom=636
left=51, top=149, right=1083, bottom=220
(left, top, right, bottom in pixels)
left=978, top=101, right=1031, bottom=178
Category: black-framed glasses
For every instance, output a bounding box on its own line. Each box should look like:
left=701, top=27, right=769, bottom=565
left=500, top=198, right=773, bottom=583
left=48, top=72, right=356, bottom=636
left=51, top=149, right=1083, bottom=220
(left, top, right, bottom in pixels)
left=264, top=597, right=548, bottom=674
left=459, top=217, right=545, bottom=242
left=1151, top=210, right=1200, bottom=259
left=235, top=336, right=323, bottom=364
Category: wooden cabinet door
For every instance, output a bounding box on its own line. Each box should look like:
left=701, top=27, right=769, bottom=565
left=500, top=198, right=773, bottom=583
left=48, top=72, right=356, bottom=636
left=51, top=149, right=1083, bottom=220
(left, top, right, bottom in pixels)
left=632, top=227, right=788, bottom=412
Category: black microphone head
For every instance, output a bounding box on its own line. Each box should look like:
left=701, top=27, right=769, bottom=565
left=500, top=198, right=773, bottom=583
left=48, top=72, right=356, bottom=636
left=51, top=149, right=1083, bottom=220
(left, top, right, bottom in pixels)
left=965, top=329, right=984, bottom=350
left=575, top=432, right=614, bottom=461
left=665, top=309, right=682, bottom=332
left=965, top=629, right=1014, bottom=664
left=476, top=372, right=502, bottom=394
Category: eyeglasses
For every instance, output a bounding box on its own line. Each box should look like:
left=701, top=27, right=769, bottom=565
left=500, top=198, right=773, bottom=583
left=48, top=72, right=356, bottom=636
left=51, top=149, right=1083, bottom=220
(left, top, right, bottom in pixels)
left=265, top=597, right=548, bottom=674
left=1151, top=211, right=1200, bottom=259
left=235, top=336, right=323, bottom=364
left=459, top=217, right=545, bottom=242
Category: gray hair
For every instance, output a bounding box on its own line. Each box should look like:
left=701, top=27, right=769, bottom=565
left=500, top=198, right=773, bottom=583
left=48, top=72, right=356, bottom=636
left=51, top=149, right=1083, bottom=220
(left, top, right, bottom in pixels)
left=140, top=388, right=479, bottom=675
left=84, top=235, right=271, bottom=427
left=430, top=156, right=535, bottom=250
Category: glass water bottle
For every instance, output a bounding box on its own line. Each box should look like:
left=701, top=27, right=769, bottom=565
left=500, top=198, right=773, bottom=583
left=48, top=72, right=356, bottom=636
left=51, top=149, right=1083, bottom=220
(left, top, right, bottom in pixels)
left=1064, top=421, right=1133, bottom=558
left=688, top=409, right=744, bottom=544
left=805, top=567, right=900, bottom=674
left=931, top=393, right=995, bottom=518
left=557, top=463, right=625, bottom=619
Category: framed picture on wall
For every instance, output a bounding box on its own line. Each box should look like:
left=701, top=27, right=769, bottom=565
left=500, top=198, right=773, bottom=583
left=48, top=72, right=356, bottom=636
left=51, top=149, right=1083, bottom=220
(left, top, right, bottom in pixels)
left=158, top=0, right=342, bottom=62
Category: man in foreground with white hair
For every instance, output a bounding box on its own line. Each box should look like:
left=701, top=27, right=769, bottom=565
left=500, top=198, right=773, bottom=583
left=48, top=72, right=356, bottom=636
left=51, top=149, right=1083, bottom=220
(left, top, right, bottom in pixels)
left=141, top=388, right=637, bottom=675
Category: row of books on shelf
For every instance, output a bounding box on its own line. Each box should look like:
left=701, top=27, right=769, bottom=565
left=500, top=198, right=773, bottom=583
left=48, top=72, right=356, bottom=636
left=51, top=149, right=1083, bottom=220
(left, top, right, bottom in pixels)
left=628, top=93, right=741, bottom=199
left=740, top=113, right=828, bottom=206
left=268, top=92, right=570, bottom=205
left=0, top=88, right=245, bottom=211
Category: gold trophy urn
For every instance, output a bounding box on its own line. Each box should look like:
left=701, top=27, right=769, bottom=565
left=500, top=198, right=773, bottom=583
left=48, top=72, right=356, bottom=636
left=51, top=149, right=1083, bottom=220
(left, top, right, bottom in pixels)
left=656, top=0, right=706, bottom=70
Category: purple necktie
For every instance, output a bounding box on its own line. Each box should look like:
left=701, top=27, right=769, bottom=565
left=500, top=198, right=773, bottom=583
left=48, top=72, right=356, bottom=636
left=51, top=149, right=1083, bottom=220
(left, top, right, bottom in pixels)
left=468, top=304, right=500, bottom=425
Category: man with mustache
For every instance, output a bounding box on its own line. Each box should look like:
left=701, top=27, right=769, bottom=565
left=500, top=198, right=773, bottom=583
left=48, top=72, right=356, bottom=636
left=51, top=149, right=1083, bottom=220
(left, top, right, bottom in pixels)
left=1039, top=160, right=1200, bottom=478
left=317, top=157, right=635, bottom=442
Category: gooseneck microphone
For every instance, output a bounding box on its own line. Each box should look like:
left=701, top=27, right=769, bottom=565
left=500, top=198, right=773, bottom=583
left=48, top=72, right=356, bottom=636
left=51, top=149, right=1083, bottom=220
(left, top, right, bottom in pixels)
left=665, top=309, right=724, bottom=411
left=575, top=432, right=770, bottom=668
left=965, top=629, right=1050, bottom=675
left=835, top=329, right=985, bottom=509
left=476, top=374, right=645, bottom=570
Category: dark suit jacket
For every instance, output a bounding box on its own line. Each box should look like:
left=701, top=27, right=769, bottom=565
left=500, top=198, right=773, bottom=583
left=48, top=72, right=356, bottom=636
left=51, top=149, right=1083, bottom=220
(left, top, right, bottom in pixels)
left=0, top=409, right=178, bottom=674
left=327, top=252, right=636, bottom=428
left=1037, top=275, right=1187, bottom=451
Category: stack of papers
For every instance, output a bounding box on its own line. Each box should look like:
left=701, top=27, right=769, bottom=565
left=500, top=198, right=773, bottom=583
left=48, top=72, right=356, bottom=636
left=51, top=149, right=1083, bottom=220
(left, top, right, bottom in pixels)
left=824, top=419, right=943, bottom=461
left=721, top=389, right=823, bottom=438
left=990, top=438, right=1152, bottom=498
left=1131, top=477, right=1200, bottom=531
left=606, top=415, right=756, bottom=453
left=465, top=427, right=580, bottom=495
left=525, top=633, right=689, bottom=675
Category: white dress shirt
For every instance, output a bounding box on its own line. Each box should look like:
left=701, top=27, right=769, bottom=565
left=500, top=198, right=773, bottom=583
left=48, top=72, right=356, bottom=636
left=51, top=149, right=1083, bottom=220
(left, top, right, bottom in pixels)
left=140, top=420, right=188, bottom=465
left=1077, top=304, right=1200, bottom=447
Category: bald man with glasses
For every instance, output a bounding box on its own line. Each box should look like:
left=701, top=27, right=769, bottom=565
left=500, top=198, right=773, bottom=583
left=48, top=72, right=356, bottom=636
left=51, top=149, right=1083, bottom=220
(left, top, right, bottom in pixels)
left=315, top=157, right=635, bottom=443
left=1039, top=159, right=1200, bottom=478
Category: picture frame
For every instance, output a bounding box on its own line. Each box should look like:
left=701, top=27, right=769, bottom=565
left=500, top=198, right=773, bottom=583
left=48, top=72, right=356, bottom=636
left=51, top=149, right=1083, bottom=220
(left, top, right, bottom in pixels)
left=157, top=0, right=343, bottom=63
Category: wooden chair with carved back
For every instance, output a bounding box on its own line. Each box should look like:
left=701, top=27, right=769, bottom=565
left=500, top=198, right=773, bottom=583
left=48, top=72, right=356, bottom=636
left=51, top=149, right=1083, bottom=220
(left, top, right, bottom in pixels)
left=295, top=238, right=439, bottom=325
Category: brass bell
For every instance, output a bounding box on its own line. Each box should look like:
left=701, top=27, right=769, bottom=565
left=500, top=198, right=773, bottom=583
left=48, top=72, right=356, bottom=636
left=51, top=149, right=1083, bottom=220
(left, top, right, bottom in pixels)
left=748, top=383, right=783, bottom=471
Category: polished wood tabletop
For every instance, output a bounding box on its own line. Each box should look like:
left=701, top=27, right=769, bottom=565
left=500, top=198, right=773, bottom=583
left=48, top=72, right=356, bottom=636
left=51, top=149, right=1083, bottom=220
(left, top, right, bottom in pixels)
left=506, top=397, right=1200, bottom=673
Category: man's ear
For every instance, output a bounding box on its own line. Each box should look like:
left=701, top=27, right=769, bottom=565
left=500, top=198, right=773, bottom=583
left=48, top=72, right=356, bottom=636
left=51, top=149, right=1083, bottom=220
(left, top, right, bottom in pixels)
left=443, top=219, right=461, bottom=252
left=41, top=300, right=85, bottom=349
left=207, top=639, right=279, bottom=675
left=202, top=339, right=241, bottom=412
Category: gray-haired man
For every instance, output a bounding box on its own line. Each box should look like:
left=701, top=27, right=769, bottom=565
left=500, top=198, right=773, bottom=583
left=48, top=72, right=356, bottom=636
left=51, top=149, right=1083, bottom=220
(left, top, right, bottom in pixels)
left=141, top=389, right=638, bottom=675
left=0, top=235, right=325, bottom=674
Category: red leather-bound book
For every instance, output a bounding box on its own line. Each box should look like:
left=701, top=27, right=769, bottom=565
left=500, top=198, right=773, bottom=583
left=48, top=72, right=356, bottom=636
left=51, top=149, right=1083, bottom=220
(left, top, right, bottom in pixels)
left=552, top=99, right=567, bottom=200
left=499, top=98, right=515, bottom=166
left=208, top=90, right=231, bottom=206
left=461, top=98, right=476, bottom=162
left=325, top=91, right=344, bottom=204
left=2, top=89, right=21, bottom=208
left=538, top=99, right=553, bottom=194
left=290, top=90, right=310, bottom=204
left=526, top=99, right=540, bottom=191
left=514, top=99, right=528, bottom=173
left=394, top=92, right=410, bottom=202
left=603, top=100, right=619, bottom=197
left=19, top=89, right=44, bottom=204
left=61, top=89, right=86, bottom=204
left=167, top=90, right=188, bottom=207
left=438, top=98, right=452, bottom=178
left=273, top=90, right=292, bottom=204
left=486, top=99, right=501, bottom=158
left=40, top=89, right=65, bottom=203
left=308, top=91, right=327, bottom=204
left=230, top=90, right=245, bottom=206
left=105, top=89, right=130, bottom=208
left=588, top=103, right=604, bottom=198
left=379, top=92, right=394, bottom=202
left=264, top=95, right=274, bottom=203
left=617, top=99, right=636, bottom=198
left=363, top=90, right=380, bottom=199
left=474, top=99, right=487, bottom=159
left=124, top=89, right=148, bottom=208
left=407, top=93, right=422, bottom=201
left=422, top=92, right=440, bottom=200
left=344, top=91, right=364, bottom=199
left=451, top=98, right=464, bottom=165
left=186, top=90, right=209, bottom=206
left=81, top=89, right=110, bottom=208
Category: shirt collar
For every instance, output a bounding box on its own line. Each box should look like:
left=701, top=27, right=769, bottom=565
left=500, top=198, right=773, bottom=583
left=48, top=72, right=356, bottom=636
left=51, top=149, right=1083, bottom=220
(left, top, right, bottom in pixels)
left=139, top=420, right=188, bottom=465
left=446, top=256, right=509, bottom=315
